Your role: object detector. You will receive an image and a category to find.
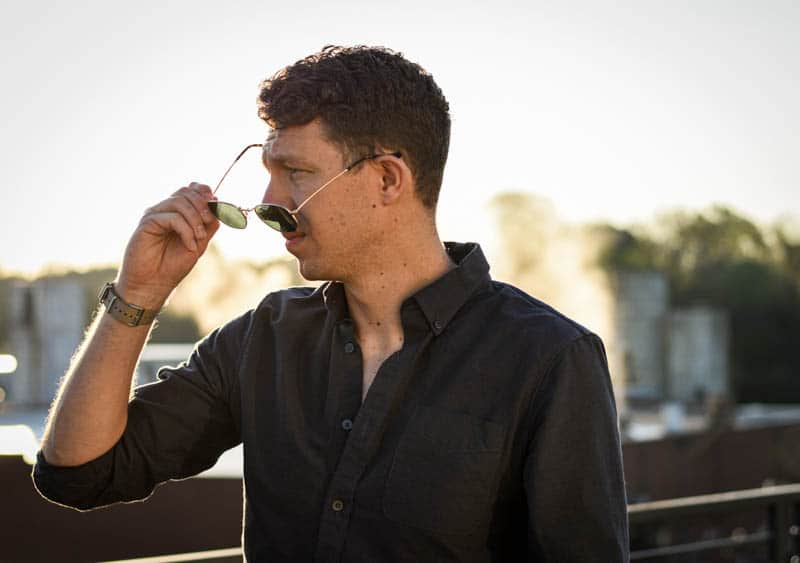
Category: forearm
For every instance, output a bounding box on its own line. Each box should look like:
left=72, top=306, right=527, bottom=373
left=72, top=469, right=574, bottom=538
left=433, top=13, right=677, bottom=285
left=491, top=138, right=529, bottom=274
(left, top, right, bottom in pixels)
left=40, top=297, right=159, bottom=467
left=40, top=182, right=217, bottom=468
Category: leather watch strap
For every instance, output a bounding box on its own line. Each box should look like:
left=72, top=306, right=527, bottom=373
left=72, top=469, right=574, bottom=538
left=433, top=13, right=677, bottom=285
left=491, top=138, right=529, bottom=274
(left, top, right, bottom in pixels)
left=98, top=282, right=159, bottom=327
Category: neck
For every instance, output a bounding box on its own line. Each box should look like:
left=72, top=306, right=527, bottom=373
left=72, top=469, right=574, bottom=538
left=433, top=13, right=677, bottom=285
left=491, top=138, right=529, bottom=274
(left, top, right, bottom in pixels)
left=343, top=236, right=454, bottom=352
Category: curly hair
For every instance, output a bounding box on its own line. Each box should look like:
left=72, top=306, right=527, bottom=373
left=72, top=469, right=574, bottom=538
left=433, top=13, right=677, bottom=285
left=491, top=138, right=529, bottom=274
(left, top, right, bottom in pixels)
left=257, top=45, right=451, bottom=209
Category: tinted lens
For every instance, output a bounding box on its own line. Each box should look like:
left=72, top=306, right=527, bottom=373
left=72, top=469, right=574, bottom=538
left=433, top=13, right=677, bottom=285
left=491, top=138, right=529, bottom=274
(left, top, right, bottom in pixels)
left=255, top=205, right=297, bottom=232
left=208, top=201, right=247, bottom=229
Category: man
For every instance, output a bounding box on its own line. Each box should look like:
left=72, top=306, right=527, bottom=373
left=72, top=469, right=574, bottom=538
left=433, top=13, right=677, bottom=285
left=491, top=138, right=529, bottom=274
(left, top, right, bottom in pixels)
left=33, top=45, right=629, bottom=561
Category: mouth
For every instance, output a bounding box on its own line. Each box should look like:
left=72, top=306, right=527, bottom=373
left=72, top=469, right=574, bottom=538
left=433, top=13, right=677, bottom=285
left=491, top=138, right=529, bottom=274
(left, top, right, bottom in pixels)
left=282, top=231, right=306, bottom=252
left=282, top=231, right=304, bottom=240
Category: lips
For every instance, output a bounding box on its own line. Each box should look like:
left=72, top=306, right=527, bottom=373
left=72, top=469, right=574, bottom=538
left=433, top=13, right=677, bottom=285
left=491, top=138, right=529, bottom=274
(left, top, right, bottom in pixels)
left=283, top=231, right=306, bottom=253
left=282, top=231, right=304, bottom=241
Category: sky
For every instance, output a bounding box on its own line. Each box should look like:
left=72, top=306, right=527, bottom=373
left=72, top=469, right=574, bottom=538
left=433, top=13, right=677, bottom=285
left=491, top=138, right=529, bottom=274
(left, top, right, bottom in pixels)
left=1, top=0, right=798, bottom=276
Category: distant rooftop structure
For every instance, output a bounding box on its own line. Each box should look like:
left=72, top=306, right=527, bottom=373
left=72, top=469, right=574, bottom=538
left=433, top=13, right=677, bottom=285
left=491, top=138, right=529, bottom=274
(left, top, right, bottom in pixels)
left=7, top=279, right=85, bottom=407
left=136, top=343, right=196, bottom=386
left=621, top=402, right=800, bottom=444
left=611, top=270, right=731, bottom=407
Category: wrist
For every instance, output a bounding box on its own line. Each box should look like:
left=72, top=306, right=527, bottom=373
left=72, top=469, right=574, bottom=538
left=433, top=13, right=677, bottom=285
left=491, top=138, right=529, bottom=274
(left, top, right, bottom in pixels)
left=113, top=279, right=171, bottom=311
left=99, top=282, right=163, bottom=327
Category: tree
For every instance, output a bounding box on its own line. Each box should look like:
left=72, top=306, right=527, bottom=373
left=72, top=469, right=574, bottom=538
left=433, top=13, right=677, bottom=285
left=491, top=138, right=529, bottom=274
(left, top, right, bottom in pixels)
left=596, top=205, right=800, bottom=403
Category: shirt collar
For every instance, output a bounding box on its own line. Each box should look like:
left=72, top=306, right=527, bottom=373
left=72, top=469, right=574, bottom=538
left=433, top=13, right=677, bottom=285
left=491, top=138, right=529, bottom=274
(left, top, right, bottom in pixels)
left=322, top=280, right=348, bottom=320
left=322, top=242, right=492, bottom=334
left=411, top=242, right=491, bottom=335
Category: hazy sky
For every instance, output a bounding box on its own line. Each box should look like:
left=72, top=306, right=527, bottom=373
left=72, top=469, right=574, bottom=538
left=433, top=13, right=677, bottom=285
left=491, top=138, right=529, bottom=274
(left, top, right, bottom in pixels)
left=1, top=0, right=797, bottom=275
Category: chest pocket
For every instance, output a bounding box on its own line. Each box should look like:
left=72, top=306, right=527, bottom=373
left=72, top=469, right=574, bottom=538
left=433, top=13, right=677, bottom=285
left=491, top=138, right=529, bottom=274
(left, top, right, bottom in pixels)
left=382, top=405, right=506, bottom=535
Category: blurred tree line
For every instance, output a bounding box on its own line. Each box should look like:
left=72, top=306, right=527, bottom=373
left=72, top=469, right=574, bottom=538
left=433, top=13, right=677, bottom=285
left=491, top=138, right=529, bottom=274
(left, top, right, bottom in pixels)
left=3, top=204, right=798, bottom=404
left=594, top=205, right=800, bottom=404
left=0, top=247, right=304, bottom=354
left=0, top=267, right=202, bottom=350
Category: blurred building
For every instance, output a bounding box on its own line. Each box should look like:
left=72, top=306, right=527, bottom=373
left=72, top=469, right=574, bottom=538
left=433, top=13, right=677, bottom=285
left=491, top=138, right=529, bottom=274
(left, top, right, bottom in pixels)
left=612, top=271, right=730, bottom=407
left=612, top=271, right=669, bottom=402
left=667, top=306, right=729, bottom=403
left=7, top=279, right=86, bottom=407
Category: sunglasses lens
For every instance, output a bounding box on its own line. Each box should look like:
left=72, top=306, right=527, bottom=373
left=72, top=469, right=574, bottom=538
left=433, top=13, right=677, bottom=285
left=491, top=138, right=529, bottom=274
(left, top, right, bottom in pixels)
left=208, top=201, right=247, bottom=229
left=255, top=205, right=297, bottom=232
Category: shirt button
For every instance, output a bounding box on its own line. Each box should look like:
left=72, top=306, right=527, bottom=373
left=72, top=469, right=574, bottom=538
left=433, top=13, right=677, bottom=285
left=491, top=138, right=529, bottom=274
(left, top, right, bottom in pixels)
left=341, top=419, right=353, bottom=431
left=344, top=342, right=355, bottom=354
left=433, top=320, right=443, bottom=331
left=332, top=499, right=345, bottom=512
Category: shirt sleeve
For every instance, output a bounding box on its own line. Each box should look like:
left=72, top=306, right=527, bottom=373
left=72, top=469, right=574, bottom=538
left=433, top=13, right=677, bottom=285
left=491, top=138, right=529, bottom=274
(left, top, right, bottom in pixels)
left=31, top=310, right=251, bottom=511
left=524, top=333, right=630, bottom=561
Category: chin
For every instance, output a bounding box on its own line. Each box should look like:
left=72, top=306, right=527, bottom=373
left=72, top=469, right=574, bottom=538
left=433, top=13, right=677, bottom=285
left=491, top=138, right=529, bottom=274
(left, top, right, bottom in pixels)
left=293, top=241, right=360, bottom=283
left=296, top=258, right=333, bottom=282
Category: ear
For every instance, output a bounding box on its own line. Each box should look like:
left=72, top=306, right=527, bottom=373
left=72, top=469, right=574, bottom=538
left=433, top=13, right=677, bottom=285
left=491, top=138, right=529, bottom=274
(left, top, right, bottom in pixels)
left=374, top=153, right=412, bottom=206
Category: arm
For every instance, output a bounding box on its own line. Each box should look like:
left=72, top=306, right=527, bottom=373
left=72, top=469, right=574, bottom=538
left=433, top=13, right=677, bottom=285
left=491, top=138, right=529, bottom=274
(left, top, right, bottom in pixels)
left=524, top=334, right=630, bottom=562
left=39, top=183, right=220, bottom=467
left=33, top=314, right=246, bottom=509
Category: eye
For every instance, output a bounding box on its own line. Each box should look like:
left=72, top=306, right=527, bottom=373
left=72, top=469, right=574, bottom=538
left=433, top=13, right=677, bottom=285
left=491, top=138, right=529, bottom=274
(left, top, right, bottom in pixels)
left=288, top=167, right=306, bottom=178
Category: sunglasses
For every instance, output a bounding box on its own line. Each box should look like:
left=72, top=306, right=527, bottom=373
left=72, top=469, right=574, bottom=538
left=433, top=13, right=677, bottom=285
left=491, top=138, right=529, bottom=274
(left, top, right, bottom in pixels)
left=207, top=144, right=402, bottom=233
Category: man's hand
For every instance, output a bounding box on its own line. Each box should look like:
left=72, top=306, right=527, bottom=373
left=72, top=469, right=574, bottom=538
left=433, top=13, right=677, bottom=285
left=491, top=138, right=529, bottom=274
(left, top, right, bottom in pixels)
left=116, top=182, right=220, bottom=307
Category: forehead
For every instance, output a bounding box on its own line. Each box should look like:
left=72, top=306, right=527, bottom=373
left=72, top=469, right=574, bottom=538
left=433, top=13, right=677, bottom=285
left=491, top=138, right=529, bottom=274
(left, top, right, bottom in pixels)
left=262, top=119, right=342, bottom=166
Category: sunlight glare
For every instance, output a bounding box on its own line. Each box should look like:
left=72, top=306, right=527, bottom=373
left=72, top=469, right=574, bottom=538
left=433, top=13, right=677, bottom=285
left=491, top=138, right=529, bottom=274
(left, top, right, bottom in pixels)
left=0, top=425, right=38, bottom=464
left=0, top=355, right=18, bottom=375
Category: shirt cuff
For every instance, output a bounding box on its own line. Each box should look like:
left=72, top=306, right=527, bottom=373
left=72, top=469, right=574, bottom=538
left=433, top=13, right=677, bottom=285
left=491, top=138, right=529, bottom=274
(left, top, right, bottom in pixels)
left=31, top=447, right=116, bottom=511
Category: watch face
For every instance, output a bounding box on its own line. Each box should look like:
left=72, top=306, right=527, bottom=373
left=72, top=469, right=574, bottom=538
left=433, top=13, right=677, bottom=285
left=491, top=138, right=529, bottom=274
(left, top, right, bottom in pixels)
left=99, top=283, right=113, bottom=302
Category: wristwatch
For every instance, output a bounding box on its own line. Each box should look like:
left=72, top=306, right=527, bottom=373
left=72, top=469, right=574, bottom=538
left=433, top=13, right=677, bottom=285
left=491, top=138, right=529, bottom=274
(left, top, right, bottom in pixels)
left=98, top=282, right=159, bottom=327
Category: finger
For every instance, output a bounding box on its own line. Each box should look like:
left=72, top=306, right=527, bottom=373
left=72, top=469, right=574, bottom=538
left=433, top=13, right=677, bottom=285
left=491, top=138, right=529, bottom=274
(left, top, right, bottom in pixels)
left=180, top=183, right=218, bottom=225
left=150, top=193, right=208, bottom=243
left=143, top=211, right=199, bottom=253
left=166, top=186, right=216, bottom=228
left=172, top=181, right=212, bottom=197
left=196, top=218, right=221, bottom=254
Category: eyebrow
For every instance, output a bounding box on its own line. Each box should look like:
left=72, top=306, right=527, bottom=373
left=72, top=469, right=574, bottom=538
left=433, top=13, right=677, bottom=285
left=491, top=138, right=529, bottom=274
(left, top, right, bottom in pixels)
left=261, top=151, right=318, bottom=171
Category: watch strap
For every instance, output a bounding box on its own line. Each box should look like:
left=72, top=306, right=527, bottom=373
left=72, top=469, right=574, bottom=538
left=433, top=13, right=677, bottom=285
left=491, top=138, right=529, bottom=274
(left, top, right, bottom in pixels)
left=99, top=282, right=159, bottom=327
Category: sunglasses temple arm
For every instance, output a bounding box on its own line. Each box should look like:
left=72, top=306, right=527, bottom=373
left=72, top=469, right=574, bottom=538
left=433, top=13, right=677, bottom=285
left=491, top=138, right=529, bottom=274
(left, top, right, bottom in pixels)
left=289, top=153, right=398, bottom=214
left=213, top=143, right=263, bottom=195
left=291, top=167, right=352, bottom=214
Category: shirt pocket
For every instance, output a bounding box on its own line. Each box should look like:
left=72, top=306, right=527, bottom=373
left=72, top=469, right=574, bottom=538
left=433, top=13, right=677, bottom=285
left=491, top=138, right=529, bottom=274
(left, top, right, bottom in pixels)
left=382, top=405, right=506, bottom=535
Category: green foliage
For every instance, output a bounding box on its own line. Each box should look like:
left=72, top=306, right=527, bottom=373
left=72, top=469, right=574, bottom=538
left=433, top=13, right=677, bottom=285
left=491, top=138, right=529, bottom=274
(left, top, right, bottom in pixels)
left=592, top=225, right=660, bottom=272
left=150, top=313, right=201, bottom=343
left=596, top=206, right=800, bottom=403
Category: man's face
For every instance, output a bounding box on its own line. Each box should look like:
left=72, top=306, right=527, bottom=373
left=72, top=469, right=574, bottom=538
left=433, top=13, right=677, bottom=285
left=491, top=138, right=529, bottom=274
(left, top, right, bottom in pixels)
left=260, top=119, right=382, bottom=282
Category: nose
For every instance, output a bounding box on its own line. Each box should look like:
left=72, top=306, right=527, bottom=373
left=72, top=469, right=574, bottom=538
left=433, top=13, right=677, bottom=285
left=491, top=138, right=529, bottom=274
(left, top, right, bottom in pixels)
left=261, top=175, right=287, bottom=206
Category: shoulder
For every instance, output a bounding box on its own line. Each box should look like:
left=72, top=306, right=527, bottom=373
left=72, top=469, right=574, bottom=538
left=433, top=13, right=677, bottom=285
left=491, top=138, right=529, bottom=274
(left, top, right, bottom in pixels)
left=256, top=284, right=320, bottom=306
left=198, top=285, right=320, bottom=346
left=481, top=280, right=591, bottom=340
left=252, top=285, right=323, bottom=320
left=458, top=279, right=605, bottom=376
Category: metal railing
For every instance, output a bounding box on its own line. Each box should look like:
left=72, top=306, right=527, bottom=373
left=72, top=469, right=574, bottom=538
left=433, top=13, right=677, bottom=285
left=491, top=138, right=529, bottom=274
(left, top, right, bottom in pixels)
left=99, top=484, right=800, bottom=563
left=628, top=483, right=800, bottom=561
left=98, top=547, right=243, bottom=562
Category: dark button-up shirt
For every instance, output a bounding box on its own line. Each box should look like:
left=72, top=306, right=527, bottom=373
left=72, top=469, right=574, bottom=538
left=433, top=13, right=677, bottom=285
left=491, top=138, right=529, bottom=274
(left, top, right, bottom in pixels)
left=33, top=242, right=629, bottom=562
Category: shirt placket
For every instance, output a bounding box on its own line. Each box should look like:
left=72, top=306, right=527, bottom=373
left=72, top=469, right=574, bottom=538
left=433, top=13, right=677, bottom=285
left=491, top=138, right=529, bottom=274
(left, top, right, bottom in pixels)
left=313, top=326, right=430, bottom=563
